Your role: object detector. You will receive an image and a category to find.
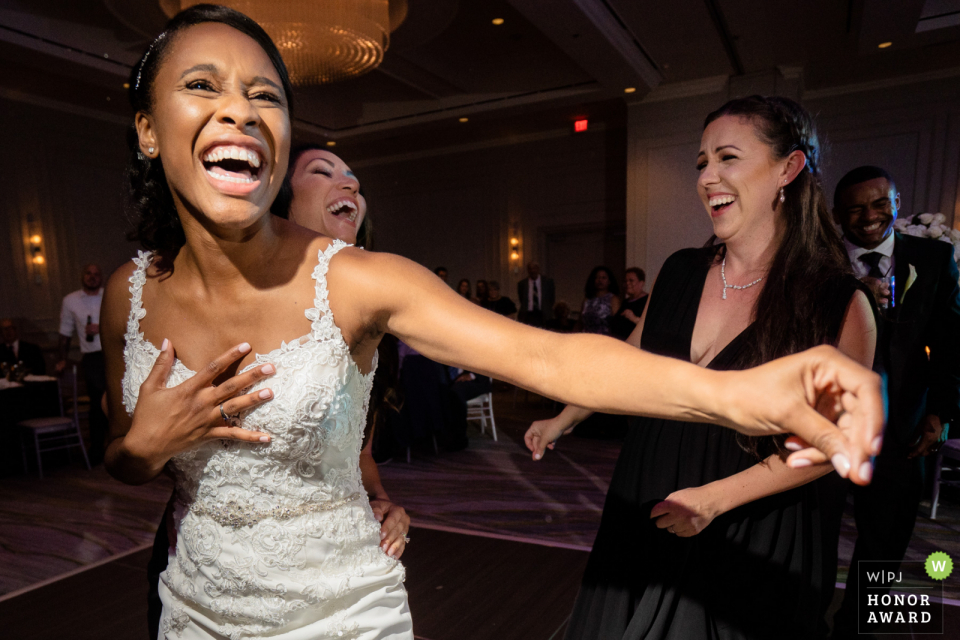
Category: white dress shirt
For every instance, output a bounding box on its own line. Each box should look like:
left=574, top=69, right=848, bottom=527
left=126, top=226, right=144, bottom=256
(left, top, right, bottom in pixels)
left=526, top=276, right=542, bottom=312
left=844, top=232, right=895, bottom=280
left=60, top=288, right=103, bottom=354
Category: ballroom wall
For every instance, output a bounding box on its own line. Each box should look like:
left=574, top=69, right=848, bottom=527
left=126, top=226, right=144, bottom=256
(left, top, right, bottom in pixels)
left=626, top=70, right=960, bottom=282
left=0, top=94, right=136, bottom=345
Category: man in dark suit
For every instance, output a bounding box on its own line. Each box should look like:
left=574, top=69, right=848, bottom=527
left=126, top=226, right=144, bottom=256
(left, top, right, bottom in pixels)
left=0, top=318, right=46, bottom=375
left=516, top=262, right=555, bottom=327
left=829, top=166, right=960, bottom=638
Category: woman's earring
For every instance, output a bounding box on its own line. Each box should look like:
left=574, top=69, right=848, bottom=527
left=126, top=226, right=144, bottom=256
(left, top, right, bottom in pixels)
left=778, top=187, right=785, bottom=204
left=148, top=147, right=155, bottom=154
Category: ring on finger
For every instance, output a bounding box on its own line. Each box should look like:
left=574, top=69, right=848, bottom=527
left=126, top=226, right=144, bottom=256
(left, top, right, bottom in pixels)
left=403, top=535, right=410, bottom=544
left=219, top=403, right=236, bottom=422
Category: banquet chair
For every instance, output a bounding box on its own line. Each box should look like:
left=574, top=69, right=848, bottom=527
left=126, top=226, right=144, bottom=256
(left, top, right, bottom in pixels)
left=930, top=439, right=960, bottom=520
left=466, top=392, right=497, bottom=441
left=18, top=365, right=90, bottom=479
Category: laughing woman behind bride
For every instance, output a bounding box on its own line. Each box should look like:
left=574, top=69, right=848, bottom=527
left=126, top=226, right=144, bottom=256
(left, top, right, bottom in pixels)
left=103, top=6, right=880, bottom=639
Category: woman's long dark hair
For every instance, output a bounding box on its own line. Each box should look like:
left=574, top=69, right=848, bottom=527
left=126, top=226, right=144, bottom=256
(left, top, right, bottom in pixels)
left=584, top=266, right=620, bottom=299
left=271, top=144, right=373, bottom=248
left=125, top=4, right=295, bottom=270
left=705, top=95, right=853, bottom=460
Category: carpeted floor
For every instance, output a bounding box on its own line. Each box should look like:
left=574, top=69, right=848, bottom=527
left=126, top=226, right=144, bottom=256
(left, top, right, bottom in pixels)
left=2, top=389, right=959, bottom=615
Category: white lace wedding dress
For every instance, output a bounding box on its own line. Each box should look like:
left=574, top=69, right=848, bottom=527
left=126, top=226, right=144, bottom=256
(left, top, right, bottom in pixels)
left=122, top=241, right=412, bottom=640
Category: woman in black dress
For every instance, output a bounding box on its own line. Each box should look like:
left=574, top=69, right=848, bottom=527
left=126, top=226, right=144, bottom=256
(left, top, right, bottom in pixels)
left=610, top=267, right=649, bottom=340
left=526, top=96, right=877, bottom=639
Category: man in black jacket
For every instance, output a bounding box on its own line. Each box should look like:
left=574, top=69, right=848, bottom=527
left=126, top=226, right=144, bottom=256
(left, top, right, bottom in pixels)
left=517, top=262, right=555, bottom=327
left=1, top=318, right=46, bottom=375
left=829, top=166, right=960, bottom=638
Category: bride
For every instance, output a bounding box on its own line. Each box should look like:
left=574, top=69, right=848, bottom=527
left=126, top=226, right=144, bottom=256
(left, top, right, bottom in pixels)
left=102, top=6, right=881, bottom=639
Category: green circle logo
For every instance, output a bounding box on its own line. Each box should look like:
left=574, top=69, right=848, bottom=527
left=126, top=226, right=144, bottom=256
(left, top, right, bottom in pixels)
left=925, top=551, right=953, bottom=580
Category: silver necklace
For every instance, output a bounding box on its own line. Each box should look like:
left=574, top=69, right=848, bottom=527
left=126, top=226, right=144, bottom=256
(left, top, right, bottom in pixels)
left=720, top=257, right=764, bottom=300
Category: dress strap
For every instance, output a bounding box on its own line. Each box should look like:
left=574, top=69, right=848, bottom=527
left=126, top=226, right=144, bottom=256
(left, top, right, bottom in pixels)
left=306, top=240, right=352, bottom=355
left=125, top=250, right=154, bottom=344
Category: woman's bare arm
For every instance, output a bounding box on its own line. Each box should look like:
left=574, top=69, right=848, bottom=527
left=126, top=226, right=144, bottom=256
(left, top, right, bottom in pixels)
left=328, top=250, right=882, bottom=484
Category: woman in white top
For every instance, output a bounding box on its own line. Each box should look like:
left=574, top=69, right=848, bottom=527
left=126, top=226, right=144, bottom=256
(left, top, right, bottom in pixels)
left=102, top=6, right=881, bottom=639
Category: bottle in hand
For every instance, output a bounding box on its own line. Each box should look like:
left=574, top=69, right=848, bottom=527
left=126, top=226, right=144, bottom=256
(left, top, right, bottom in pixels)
left=86, top=315, right=94, bottom=342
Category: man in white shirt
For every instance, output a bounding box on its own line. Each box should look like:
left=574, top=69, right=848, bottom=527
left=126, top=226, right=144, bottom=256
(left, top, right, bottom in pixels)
left=57, top=263, right=107, bottom=464
left=517, top=262, right=555, bottom=327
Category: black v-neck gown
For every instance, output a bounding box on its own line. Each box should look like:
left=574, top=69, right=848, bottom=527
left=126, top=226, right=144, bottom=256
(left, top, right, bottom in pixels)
left=565, top=247, right=859, bottom=640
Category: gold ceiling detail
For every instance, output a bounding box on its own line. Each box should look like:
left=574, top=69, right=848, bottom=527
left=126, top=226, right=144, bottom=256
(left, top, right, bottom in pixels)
left=171, top=0, right=393, bottom=85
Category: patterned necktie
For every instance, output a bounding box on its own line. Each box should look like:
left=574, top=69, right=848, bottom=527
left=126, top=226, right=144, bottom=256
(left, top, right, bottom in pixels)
left=858, top=252, right=884, bottom=278
left=532, top=280, right=540, bottom=312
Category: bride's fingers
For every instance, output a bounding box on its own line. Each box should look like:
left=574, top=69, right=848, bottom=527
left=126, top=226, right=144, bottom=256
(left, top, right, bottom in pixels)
left=787, top=447, right=828, bottom=467
left=208, top=363, right=276, bottom=405
left=190, top=342, right=252, bottom=389
left=204, top=390, right=274, bottom=442
left=144, top=338, right=175, bottom=390
left=207, top=424, right=272, bottom=443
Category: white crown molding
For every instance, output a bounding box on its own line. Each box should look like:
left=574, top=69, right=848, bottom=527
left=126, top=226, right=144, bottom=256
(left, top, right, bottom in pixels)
left=0, top=87, right=129, bottom=126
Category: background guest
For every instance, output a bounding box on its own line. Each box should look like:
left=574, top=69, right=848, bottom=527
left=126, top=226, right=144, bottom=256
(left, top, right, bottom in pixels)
left=0, top=318, right=46, bottom=375
left=545, top=301, right=574, bottom=332
left=577, top=266, right=621, bottom=335
left=56, top=263, right=106, bottom=465
left=481, top=281, right=517, bottom=318
left=475, top=279, right=489, bottom=304
left=827, top=165, right=960, bottom=639
left=456, top=278, right=476, bottom=302
left=433, top=266, right=449, bottom=283
left=610, top=267, right=648, bottom=339
left=517, top=261, right=555, bottom=327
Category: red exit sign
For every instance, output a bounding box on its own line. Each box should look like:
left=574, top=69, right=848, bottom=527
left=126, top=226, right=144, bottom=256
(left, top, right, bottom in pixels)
left=574, top=119, right=588, bottom=132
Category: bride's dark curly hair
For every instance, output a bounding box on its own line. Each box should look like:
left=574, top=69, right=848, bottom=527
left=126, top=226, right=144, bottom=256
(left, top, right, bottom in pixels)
left=125, top=4, right=294, bottom=270
left=703, top=95, right=857, bottom=460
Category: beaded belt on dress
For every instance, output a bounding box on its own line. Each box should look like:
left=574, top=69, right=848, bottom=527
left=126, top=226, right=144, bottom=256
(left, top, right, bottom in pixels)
left=186, top=492, right=363, bottom=528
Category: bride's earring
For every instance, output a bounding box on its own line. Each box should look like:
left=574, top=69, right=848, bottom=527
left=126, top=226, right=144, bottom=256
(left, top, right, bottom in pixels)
left=778, top=187, right=785, bottom=204
left=148, top=147, right=155, bottom=154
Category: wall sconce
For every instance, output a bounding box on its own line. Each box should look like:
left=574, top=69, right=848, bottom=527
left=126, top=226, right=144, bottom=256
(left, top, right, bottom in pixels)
left=27, top=231, right=46, bottom=283
left=508, top=226, right=522, bottom=274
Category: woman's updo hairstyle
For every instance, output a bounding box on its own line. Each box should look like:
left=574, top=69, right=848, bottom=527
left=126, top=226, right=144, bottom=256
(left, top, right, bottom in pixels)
left=126, top=4, right=295, bottom=268
left=704, top=95, right=858, bottom=460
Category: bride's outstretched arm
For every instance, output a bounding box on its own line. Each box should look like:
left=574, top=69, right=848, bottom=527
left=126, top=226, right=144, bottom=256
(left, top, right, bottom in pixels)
left=327, top=250, right=882, bottom=485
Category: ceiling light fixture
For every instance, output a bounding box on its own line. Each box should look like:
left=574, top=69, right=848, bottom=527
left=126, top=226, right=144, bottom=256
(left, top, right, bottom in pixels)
left=172, top=0, right=396, bottom=85
left=878, top=41, right=892, bottom=48
left=326, top=141, right=337, bottom=147
left=459, top=117, right=469, bottom=123
left=492, top=18, right=504, bottom=25
left=624, top=87, right=636, bottom=94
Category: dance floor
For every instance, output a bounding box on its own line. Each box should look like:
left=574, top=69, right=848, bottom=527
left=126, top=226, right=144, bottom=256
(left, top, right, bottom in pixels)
left=2, top=390, right=959, bottom=639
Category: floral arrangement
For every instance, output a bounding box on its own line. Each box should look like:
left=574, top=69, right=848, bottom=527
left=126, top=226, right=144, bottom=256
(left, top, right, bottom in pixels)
left=894, top=213, right=960, bottom=267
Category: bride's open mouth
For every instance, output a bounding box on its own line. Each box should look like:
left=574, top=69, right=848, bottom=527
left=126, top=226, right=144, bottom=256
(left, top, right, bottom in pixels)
left=201, top=144, right=265, bottom=195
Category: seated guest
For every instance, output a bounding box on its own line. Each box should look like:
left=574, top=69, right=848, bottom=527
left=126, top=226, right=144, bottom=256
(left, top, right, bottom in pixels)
left=610, top=267, right=649, bottom=340
left=475, top=279, right=489, bottom=304
left=433, top=266, right=449, bottom=284
left=545, top=301, right=575, bottom=332
left=456, top=278, right=477, bottom=302
left=0, top=318, right=46, bottom=375
left=827, top=165, right=960, bottom=639
left=481, top=281, right=517, bottom=318
left=577, top=266, right=621, bottom=335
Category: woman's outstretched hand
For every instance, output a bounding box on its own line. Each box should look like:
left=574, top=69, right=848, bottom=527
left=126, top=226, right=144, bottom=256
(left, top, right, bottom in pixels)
left=121, top=340, right=276, bottom=475
left=525, top=416, right=576, bottom=461
left=724, top=345, right=883, bottom=486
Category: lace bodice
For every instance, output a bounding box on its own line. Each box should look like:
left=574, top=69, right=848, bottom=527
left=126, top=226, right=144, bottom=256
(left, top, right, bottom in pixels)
left=121, top=241, right=407, bottom=640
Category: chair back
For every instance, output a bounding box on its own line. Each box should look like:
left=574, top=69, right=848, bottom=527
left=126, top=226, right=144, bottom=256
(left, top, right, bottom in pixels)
left=58, top=365, right=80, bottom=425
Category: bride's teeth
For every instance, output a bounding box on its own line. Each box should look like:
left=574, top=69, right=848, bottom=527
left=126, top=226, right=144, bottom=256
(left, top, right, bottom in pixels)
left=203, top=146, right=262, bottom=168
left=206, top=168, right=255, bottom=184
